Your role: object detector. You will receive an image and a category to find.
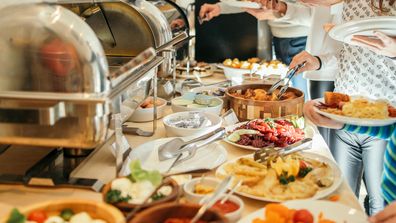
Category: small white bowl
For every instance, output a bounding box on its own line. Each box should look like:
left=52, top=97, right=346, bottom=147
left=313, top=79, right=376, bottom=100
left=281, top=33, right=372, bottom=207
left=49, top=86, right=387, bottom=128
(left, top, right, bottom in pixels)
left=129, top=97, right=167, bottom=122
left=211, top=195, right=244, bottom=223
left=183, top=177, right=221, bottom=204
left=163, top=111, right=222, bottom=137
left=171, top=97, right=223, bottom=115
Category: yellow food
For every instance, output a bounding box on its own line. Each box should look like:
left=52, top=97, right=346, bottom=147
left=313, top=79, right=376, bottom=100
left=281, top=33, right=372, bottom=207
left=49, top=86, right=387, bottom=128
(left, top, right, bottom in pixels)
left=230, top=88, right=298, bottom=101
left=342, top=99, right=389, bottom=119
left=219, top=154, right=334, bottom=201
left=194, top=183, right=214, bottom=195
left=222, top=58, right=284, bottom=70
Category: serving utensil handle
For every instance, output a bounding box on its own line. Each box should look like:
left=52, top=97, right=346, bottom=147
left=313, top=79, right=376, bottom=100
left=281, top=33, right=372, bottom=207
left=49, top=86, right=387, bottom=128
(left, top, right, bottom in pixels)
left=280, top=138, right=312, bottom=156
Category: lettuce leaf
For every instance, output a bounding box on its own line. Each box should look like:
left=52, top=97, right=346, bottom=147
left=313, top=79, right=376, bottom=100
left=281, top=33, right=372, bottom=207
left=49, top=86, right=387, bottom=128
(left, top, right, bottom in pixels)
left=7, top=208, right=25, bottom=223
left=129, top=160, right=162, bottom=187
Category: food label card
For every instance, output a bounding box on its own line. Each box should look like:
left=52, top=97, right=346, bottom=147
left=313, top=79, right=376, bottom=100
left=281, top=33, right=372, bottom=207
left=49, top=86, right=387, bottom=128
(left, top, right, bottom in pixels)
left=222, top=109, right=239, bottom=125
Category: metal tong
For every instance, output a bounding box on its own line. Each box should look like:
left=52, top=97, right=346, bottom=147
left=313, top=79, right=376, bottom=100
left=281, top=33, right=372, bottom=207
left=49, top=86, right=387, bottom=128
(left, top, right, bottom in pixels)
left=266, top=61, right=307, bottom=98
left=158, top=128, right=226, bottom=165
left=254, top=138, right=313, bottom=163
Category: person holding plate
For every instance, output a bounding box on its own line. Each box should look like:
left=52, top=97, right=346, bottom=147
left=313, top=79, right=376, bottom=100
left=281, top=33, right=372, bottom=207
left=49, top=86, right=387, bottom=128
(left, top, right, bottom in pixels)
left=303, top=99, right=396, bottom=223
left=291, top=0, right=396, bottom=215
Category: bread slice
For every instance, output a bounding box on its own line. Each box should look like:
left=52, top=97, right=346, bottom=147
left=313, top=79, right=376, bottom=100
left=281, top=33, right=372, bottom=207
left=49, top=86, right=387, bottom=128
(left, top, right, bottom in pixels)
left=324, top=92, right=350, bottom=107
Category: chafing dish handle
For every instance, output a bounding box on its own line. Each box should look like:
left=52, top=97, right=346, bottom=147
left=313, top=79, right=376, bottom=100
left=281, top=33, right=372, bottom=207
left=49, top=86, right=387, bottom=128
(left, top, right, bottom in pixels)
left=156, top=32, right=192, bottom=53
left=0, top=102, right=66, bottom=126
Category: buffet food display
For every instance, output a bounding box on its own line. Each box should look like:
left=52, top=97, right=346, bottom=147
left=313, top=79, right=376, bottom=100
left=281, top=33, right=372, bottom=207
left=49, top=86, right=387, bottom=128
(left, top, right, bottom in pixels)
left=217, top=152, right=338, bottom=201
left=226, top=84, right=305, bottom=120
left=225, top=118, right=305, bottom=149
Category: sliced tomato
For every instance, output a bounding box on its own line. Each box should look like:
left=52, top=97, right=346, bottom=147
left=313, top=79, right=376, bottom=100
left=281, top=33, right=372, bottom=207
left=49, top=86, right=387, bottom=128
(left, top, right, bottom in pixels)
left=28, top=210, right=48, bottom=223
left=293, top=209, right=314, bottom=223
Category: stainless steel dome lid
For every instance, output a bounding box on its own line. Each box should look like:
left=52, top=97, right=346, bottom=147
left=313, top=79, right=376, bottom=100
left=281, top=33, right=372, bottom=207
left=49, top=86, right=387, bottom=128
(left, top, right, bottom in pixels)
left=0, top=3, right=110, bottom=96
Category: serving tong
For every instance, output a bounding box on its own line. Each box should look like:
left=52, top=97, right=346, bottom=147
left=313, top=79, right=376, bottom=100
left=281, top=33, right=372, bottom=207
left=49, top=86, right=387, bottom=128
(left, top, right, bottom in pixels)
left=266, top=62, right=307, bottom=99
left=254, top=138, right=313, bottom=163
left=158, top=127, right=226, bottom=166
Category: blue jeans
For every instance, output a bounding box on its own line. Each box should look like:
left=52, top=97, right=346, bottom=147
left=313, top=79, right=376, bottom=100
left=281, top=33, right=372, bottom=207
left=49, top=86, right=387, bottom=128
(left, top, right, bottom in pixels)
left=273, top=36, right=308, bottom=101
left=330, top=129, right=386, bottom=215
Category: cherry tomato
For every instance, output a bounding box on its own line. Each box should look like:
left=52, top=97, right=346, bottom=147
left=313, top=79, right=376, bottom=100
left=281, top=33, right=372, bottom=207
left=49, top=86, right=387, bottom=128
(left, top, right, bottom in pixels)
left=300, top=160, right=308, bottom=169
left=28, top=210, right=48, bottom=223
left=293, top=209, right=314, bottom=223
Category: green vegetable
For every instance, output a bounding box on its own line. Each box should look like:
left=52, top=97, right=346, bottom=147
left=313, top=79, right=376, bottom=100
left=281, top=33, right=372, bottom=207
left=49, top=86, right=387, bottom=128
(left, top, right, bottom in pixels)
left=151, top=192, right=166, bottom=201
left=290, top=116, right=305, bottom=129
left=298, top=167, right=313, bottom=178
left=288, top=175, right=296, bottom=182
left=279, top=175, right=289, bottom=185
left=7, top=208, right=26, bottom=223
left=60, top=208, right=74, bottom=221
left=105, top=190, right=132, bottom=204
left=129, top=160, right=162, bottom=187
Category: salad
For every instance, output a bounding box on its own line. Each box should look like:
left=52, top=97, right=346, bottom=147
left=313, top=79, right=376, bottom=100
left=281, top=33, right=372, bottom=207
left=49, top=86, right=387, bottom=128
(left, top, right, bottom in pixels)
left=227, top=118, right=305, bottom=148
left=105, top=160, right=172, bottom=205
left=6, top=208, right=106, bottom=223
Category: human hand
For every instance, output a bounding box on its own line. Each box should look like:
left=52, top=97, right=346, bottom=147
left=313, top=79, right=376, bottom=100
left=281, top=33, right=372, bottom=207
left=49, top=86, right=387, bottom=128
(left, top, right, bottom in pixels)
left=369, top=201, right=396, bottom=223
left=289, top=51, right=321, bottom=74
left=298, top=0, right=342, bottom=7
left=245, top=0, right=287, bottom=20
left=199, top=3, right=221, bottom=21
left=352, top=31, right=396, bottom=58
left=303, top=100, right=344, bottom=129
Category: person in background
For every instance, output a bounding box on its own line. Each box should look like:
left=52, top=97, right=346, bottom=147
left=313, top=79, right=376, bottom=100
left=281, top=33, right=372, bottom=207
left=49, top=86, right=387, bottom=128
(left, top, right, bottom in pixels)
left=246, top=0, right=342, bottom=145
left=303, top=100, right=396, bottom=223
left=291, top=0, right=396, bottom=215
left=199, top=0, right=310, bottom=100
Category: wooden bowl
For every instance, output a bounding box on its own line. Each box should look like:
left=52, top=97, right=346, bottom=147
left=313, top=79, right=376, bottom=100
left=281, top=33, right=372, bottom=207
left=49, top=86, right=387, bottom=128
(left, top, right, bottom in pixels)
left=102, top=177, right=180, bottom=213
left=0, top=199, right=125, bottom=223
left=129, top=202, right=228, bottom=223
left=226, top=84, right=304, bottom=121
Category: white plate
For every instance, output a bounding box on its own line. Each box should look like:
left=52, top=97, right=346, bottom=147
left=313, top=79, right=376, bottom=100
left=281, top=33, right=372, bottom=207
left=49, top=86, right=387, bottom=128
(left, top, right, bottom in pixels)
left=120, top=138, right=227, bottom=175
left=216, top=152, right=343, bottom=203
left=223, top=121, right=314, bottom=151
left=313, top=98, right=396, bottom=127
left=220, top=0, right=261, bottom=9
left=329, top=16, right=396, bottom=46
left=176, top=68, right=214, bottom=79
left=238, top=200, right=368, bottom=223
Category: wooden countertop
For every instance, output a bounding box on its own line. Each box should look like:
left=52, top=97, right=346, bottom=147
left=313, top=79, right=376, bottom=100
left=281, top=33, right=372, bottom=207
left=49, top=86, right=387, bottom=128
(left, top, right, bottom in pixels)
left=0, top=73, right=363, bottom=220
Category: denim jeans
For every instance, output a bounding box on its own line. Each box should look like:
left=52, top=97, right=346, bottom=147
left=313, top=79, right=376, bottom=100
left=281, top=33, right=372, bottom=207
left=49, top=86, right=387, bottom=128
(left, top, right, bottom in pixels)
left=273, top=36, right=308, bottom=101
left=329, top=129, right=386, bottom=215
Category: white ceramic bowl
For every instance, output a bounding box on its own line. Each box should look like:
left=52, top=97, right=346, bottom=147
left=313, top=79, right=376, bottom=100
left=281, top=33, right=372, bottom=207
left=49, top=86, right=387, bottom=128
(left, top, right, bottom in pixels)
left=211, top=195, right=244, bottom=223
left=129, top=97, right=167, bottom=122
left=183, top=177, right=221, bottom=204
left=171, top=97, right=223, bottom=115
left=163, top=111, right=223, bottom=137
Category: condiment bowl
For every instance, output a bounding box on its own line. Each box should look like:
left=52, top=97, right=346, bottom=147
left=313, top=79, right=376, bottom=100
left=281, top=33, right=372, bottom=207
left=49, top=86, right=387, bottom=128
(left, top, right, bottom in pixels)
left=101, top=177, right=179, bottom=213
left=211, top=195, right=244, bottom=223
left=171, top=96, right=223, bottom=115
left=163, top=111, right=222, bottom=137
left=129, top=97, right=167, bottom=122
left=129, top=202, right=227, bottom=223
left=183, top=177, right=221, bottom=204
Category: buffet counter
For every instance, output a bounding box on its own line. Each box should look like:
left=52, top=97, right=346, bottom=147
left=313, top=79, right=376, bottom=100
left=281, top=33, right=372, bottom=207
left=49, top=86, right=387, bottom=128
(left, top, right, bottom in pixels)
left=0, top=72, right=363, bottom=219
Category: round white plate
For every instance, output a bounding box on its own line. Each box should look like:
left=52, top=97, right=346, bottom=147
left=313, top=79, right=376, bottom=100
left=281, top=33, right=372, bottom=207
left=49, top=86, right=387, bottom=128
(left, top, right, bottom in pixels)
left=216, top=152, right=343, bottom=203
left=176, top=68, right=214, bottom=79
left=313, top=98, right=396, bottom=127
left=120, top=138, right=227, bottom=175
left=220, top=0, right=261, bottom=9
left=329, top=16, right=396, bottom=46
left=224, top=121, right=314, bottom=151
left=238, top=200, right=368, bottom=223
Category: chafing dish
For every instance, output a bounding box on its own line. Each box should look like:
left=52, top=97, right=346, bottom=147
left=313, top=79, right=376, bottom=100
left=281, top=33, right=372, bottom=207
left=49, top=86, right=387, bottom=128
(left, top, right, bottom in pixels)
left=0, top=2, right=163, bottom=149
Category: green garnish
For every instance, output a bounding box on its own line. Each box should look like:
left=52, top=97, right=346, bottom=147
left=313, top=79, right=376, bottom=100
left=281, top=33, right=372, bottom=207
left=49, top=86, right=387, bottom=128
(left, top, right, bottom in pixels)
left=105, top=190, right=132, bottom=204
left=60, top=208, right=74, bottom=221
left=151, top=192, right=166, bottom=201
left=129, top=160, right=162, bottom=187
left=7, top=208, right=25, bottom=223
left=279, top=175, right=289, bottom=185
left=298, top=167, right=313, bottom=178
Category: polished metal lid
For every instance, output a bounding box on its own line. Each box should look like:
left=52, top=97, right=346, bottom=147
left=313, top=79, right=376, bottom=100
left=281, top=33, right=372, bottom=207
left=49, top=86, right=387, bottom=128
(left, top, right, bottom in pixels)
left=0, top=3, right=110, bottom=95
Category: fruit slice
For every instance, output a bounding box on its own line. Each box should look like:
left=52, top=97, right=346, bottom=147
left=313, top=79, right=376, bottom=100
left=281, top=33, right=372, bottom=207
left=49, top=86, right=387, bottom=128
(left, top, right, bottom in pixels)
left=226, top=129, right=260, bottom=142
